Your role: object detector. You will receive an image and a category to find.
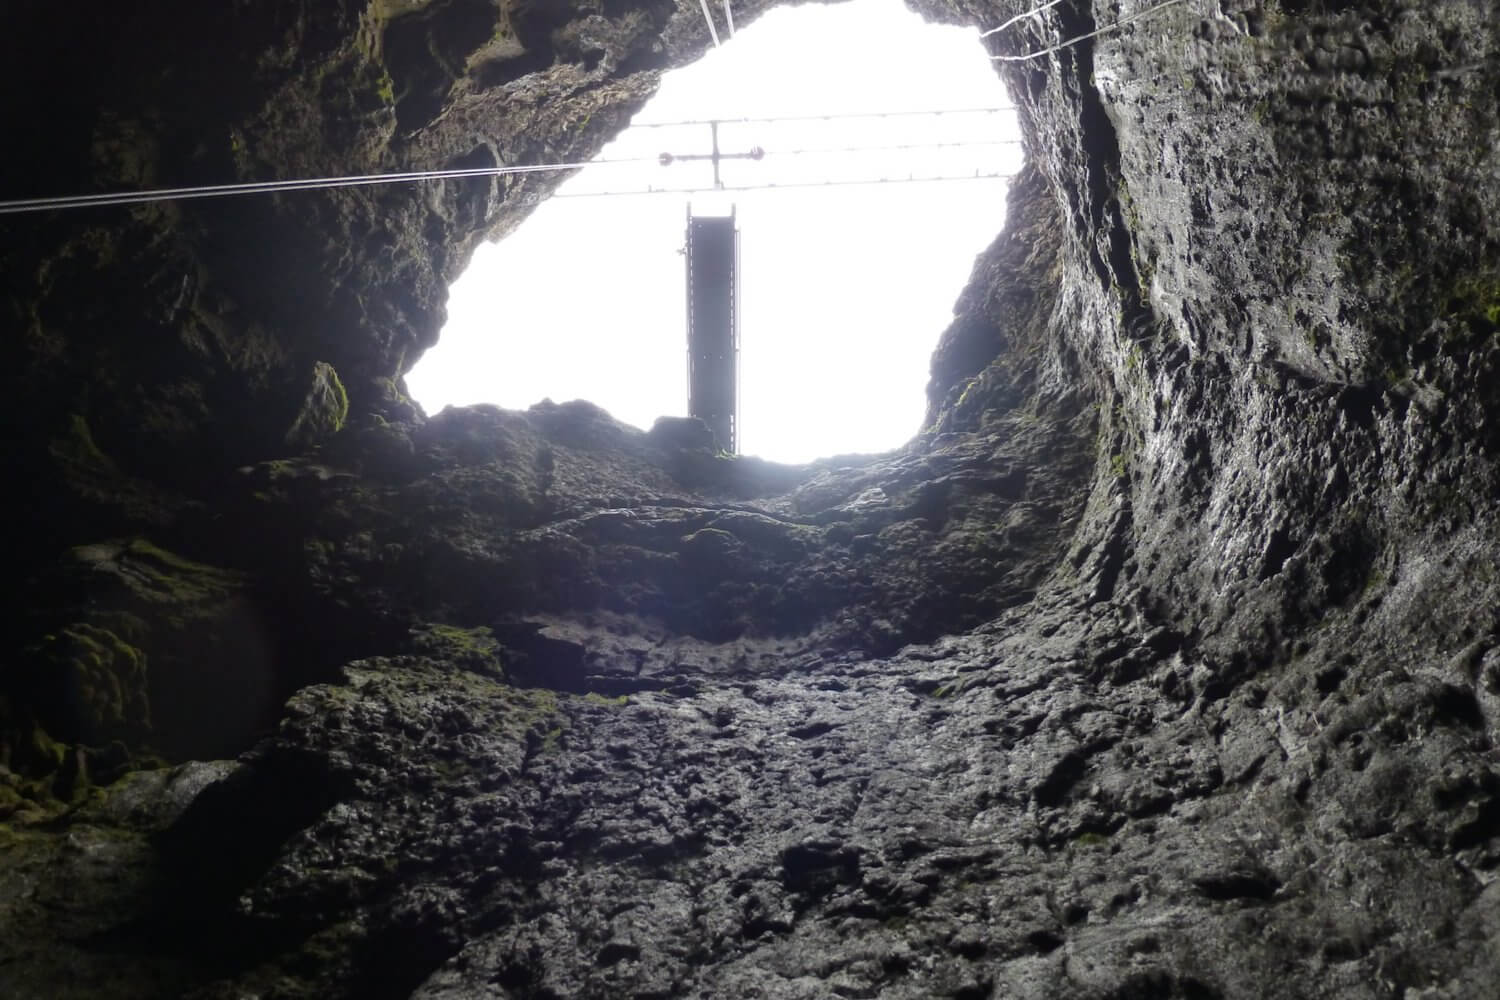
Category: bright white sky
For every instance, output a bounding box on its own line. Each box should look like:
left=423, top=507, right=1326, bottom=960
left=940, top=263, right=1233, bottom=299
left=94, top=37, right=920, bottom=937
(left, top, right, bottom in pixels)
left=406, top=0, right=1020, bottom=463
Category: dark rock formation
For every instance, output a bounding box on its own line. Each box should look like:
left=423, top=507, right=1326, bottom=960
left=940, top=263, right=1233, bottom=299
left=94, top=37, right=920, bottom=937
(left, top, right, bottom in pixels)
left=3, top=1, right=1499, bottom=997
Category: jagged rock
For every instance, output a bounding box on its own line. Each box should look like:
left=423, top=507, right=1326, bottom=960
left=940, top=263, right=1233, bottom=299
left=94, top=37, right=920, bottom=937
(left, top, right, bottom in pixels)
left=283, top=360, right=351, bottom=450
left=6, top=539, right=273, bottom=770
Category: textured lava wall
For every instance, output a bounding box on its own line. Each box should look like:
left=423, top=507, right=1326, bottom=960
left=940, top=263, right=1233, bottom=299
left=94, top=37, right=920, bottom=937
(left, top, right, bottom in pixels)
left=1, top=0, right=798, bottom=765
left=2, top=1, right=1500, bottom=998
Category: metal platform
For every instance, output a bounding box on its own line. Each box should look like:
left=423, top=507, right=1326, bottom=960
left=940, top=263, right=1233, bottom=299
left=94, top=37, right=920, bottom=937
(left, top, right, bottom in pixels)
left=684, top=206, right=740, bottom=454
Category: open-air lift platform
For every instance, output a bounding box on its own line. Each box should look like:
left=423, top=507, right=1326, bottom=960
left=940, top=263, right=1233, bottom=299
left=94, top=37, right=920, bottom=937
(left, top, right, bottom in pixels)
left=684, top=205, right=740, bottom=454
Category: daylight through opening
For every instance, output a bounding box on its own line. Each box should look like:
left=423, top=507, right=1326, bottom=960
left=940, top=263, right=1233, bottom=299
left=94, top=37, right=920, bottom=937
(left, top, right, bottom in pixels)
left=406, top=0, right=1021, bottom=464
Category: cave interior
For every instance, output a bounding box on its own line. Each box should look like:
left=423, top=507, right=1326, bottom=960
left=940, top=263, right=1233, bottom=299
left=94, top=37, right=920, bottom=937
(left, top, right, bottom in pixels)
left=2, top=1, right=1500, bottom=998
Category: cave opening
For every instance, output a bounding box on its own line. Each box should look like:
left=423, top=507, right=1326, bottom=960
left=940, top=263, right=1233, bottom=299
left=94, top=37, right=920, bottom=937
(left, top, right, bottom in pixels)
left=407, top=0, right=1021, bottom=464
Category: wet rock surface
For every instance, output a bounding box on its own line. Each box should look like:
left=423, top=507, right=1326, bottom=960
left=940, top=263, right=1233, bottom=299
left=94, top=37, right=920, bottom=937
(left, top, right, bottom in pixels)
left=3, top=0, right=1500, bottom=997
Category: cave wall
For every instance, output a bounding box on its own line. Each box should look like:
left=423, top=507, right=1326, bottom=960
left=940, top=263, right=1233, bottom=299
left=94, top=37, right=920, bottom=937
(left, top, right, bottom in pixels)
left=2, top=0, right=798, bottom=772
left=3, top=0, right=783, bottom=507
left=3, top=0, right=1500, bottom=998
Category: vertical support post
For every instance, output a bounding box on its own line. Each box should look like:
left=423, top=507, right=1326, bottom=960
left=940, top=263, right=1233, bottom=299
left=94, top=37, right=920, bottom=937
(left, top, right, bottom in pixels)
left=731, top=204, right=740, bottom=452
left=710, top=120, right=722, bottom=189
left=684, top=206, right=740, bottom=454
left=685, top=203, right=694, bottom=425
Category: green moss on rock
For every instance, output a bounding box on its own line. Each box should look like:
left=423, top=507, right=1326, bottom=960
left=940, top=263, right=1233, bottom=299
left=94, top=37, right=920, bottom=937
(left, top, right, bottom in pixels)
left=408, top=623, right=505, bottom=679
left=44, top=414, right=178, bottom=527
left=285, top=361, right=350, bottom=449
left=1445, top=272, right=1500, bottom=334
left=67, top=539, right=245, bottom=628
left=11, top=539, right=262, bottom=770
left=53, top=414, right=109, bottom=467
left=25, top=624, right=150, bottom=747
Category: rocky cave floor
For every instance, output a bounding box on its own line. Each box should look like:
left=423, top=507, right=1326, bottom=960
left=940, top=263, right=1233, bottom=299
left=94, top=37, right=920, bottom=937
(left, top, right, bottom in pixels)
left=3, top=389, right=1499, bottom=1000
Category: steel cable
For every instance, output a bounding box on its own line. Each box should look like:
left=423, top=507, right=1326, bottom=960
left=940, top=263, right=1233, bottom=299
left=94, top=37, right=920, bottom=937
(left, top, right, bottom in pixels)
left=0, top=110, right=1021, bottom=216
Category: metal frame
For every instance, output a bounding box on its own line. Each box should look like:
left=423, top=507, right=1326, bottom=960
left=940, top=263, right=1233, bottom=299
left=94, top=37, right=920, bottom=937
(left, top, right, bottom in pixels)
left=684, top=204, right=740, bottom=454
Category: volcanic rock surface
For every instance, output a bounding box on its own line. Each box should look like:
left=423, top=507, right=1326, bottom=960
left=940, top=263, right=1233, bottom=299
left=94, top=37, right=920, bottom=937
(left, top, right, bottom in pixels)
left=3, top=1, right=1500, bottom=998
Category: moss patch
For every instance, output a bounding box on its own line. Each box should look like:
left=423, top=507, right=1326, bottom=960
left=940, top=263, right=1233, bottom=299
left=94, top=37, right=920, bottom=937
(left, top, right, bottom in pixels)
left=25, top=624, right=150, bottom=747
left=408, top=623, right=505, bottom=679
left=1444, top=272, right=1500, bottom=335
left=13, top=539, right=261, bottom=770
left=71, top=539, right=246, bottom=628
left=285, top=361, right=351, bottom=449
left=44, top=414, right=177, bottom=526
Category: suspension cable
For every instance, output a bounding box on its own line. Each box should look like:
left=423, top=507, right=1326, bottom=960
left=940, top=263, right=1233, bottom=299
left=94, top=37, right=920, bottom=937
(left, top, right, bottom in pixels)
left=773, top=136, right=1022, bottom=156
left=0, top=154, right=660, bottom=216
left=697, top=0, right=721, bottom=47
left=722, top=1, right=736, bottom=38
left=556, top=170, right=1016, bottom=200
left=632, top=106, right=1014, bottom=129
left=663, top=135, right=1024, bottom=163
left=980, top=0, right=1064, bottom=39
left=990, top=0, right=1188, bottom=62
left=0, top=108, right=1022, bottom=216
